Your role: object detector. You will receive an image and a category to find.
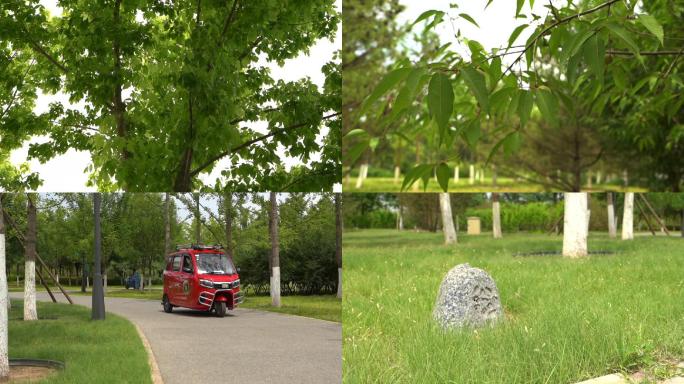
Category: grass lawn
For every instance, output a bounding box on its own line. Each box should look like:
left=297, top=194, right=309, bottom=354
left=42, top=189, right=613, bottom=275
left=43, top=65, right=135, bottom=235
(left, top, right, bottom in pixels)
left=343, top=229, right=684, bottom=384
left=342, top=177, right=647, bottom=193
left=8, top=300, right=151, bottom=383
left=68, top=289, right=341, bottom=322
left=239, top=295, right=341, bottom=323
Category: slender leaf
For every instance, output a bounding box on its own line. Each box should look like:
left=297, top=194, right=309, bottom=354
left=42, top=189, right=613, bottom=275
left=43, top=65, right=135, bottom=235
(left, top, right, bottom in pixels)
left=508, top=24, right=529, bottom=48
left=518, top=89, right=533, bottom=128
left=605, top=23, right=640, bottom=56
left=535, top=88, right=559, bottom=126
left=360, top=68, right=412, bottom=115
left=427, top=73, right=455, bottom=137
left=436, top=163, right=451, bottom=192
left=461, top=67, right=489, bottom=112
left=638, top=14, right=663, bottom=45
left=583, top=34, right=605, bottom=86
left=459, top=13, right=479, bottom=28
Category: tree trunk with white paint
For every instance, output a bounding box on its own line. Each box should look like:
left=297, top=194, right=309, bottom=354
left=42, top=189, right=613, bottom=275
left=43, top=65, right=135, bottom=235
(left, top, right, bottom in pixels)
left=355, top=163, right=368, bottom=188
left=439, top=193, right=457, bottom=245
left=0, top=195, right=9, bottom=381
left=607, top=192, right=617, bottom=238
left=454, top=166, right=459, bottom=183
left=469, top=165, right=475, bottom=185
left=393, top=166, right=401, bottom=184
left=562, top=193, right=589, bottom=258
left=269, top=193, right=281, bottom=307
left=621, top=193, right=634, bottom=240
left=492, top=193, right=502, bottom=239
left=335, top=194, right=342, bottom=299
left=24, top=196, right=38, bottom=321
left=397, top=203, right=404, bottom=231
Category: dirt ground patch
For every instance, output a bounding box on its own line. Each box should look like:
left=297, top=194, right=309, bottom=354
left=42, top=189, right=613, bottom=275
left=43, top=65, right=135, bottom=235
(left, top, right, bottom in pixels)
left=8, top=365, right=59, bottom=383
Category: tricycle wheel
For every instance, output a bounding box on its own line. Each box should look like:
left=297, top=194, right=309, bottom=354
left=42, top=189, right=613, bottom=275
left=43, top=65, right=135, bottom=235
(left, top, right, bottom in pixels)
left=215, top=301, right=226, bottom=318
left=163, top=295, right=173, bottom=313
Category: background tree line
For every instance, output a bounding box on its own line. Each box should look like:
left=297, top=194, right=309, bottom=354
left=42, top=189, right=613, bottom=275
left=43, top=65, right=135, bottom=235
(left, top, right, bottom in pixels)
left=343, top=193, right=684, bottom=235
left=0, top=193, right=338, bottom=295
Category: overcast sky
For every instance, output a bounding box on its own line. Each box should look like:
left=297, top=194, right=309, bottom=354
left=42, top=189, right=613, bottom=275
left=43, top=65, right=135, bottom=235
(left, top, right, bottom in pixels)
left=9, top=0, right=342, bottom=192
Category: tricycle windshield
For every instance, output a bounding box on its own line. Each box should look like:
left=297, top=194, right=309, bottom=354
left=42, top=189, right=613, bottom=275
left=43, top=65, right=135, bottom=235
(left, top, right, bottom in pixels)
left=196, top=253, right=236, bottom=275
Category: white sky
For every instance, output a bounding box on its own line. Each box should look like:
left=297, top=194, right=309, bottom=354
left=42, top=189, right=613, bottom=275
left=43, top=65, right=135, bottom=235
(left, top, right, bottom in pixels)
left=398, top=0, right=561, bottom=64
left=9, top=0, right=342, bottom=192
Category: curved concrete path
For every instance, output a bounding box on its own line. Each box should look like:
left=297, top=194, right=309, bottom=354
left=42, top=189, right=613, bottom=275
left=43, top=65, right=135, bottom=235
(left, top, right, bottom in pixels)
left=11, top=292, right=341, bottom=384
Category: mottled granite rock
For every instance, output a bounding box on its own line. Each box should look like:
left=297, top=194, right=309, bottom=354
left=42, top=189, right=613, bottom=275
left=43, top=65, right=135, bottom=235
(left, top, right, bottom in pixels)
left=433, top=263, right=503, bottom=329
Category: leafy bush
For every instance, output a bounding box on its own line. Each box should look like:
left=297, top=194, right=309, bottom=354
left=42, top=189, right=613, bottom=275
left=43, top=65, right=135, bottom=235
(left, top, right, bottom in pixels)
left=460, top=202, right=563, bottom=232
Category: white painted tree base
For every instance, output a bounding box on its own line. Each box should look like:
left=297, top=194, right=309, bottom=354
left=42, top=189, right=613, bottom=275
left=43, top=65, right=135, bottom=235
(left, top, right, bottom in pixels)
left=23, top=259, right=37, bottom=321
left=271, top=267, right=281, bottom=307
left=622, top=193, right=634, bottom=240
left=337, top=268, right=342, bottom=299
left=439, top=193, right=457, bottom=244
left=563, top=193, right=589, bottom=258
left=0, top=233, right=9, bottom=379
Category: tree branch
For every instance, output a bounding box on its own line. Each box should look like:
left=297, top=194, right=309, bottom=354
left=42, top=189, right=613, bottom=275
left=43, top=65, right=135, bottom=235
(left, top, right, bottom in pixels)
left=499, top=0, right=622, bottom=80
left=189, top=112, right=340, bottom=177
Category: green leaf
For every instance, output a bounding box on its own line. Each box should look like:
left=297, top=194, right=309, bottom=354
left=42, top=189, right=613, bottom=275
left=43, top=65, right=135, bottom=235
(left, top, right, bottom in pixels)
left=638, top=14, right=664, bottom=45
left=535, top=88, right=559, bottom=126
left=583, top=34, right=605, bottom=86
left=344, top=129, right=368, bottom=139
left=461, top=67, right=489, bottom=112
left=463, top=119, right=481, bottom=147
left=503, top=131, right=522, bottom=156
left=508, top=24, right=529, bottom=48
left=401, top=164, right=433, bottom=191
left=392, top=68, right=426, bottom=116
left=361, top=68, right=412, bottom=115
left=516, top=0, right=524, bottom=16
left=605, top=23, right=640, bottom=56
left=347, top=140, right=369, bottom=165
left=517, top=89, right=533, bottom=128
left=436, top=163, right=451, bottom=192
left=567, top=29, right=595, bottom=61
left=411, top=10, right=445, bottom=27
left=427, top=73, right=455, bottom=137
left=459, top=13, right=479, bottom=28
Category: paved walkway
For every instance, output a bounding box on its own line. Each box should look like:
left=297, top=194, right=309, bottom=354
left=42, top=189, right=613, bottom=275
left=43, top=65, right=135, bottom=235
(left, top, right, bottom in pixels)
left=11, top=292, right=341, bottom=384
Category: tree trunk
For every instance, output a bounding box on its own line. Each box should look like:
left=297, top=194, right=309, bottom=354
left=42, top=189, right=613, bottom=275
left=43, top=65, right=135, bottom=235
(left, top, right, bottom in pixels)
left=492, top=193, right=502, bottom=239
left=454, top=166, right=459, bottom=183
left=269, top=193, right=281, bottom=307
left=0, top=195, right=9, bottom=380
left=224, top=193, right=233, bottom=258
left=194, top=193, right=201, bottom=244
left=397, top=202, right=404, bottom=231
left=469, top=165, right=475, bottom=185
left=439, top=193, right=457, bottom=244
left=92, top=193, right=105, bottom=320
left=607, top=192, right=617, bottom=238
left=562, top=193, right=589, bottom=258
left=355, top=163, right=368, bottom=189
left=393, top=166, right=400, bottom=184
left=335, top=194, right=342, bottom=299
left=621, top=193, right=634, bottom=240
left=680, top=209, right=683, bottom=238
left=24, top=195, right=38, bottom=321
left=164, top=193, right=171, bottom=254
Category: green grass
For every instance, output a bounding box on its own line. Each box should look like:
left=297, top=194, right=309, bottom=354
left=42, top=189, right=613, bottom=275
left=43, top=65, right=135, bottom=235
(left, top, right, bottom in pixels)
left=342, top=177, right=648, bottom=193
left=69, top=289, right=341, bottom=322
left=240, top=295, right=341, bottom=323
left=343, top=229, right=684, bottom=384
left=8, top=300, right=151, bottom=383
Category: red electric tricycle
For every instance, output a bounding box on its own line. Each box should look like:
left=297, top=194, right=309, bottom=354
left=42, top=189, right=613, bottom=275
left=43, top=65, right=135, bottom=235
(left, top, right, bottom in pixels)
left=162, top=244, right=244, bottom=317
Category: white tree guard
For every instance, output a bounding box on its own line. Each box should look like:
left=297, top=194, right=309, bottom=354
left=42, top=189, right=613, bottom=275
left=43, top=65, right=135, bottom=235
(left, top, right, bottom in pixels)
left=439, top=193, right=457, bottom=245
left=562, top=193, right=589, bottom=258
left=622, top=193, right=634, bottom=240
left=24, top=258, right=37, bottom=321
left=337, top=268, right=342, bottom=299
left=492, top=201, right=502, bottom=239
left=271, top=266, right=281, bottom=307
left=0, top=233, right=9, bottom=379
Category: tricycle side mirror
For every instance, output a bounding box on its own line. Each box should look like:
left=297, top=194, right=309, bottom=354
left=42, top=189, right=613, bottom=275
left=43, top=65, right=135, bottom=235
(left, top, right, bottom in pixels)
left=237, top=267, right=241, bottom=273
left=182, top=267, right=193, bottom=274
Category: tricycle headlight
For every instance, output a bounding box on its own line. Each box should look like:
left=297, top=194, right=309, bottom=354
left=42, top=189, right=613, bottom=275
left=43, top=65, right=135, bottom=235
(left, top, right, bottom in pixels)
left=199, top=279, right=214, bottom=289
left=233, top=280, right=239, bottom=288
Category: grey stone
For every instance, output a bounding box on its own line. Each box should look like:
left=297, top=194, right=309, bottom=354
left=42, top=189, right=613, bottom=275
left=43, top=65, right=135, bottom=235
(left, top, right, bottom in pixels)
left=433, top=263, right=504, bottom=329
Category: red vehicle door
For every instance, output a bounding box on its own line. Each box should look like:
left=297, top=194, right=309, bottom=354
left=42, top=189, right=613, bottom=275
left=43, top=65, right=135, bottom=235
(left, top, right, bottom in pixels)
left=178, top=253, right=194, bottom=307
left=167, top=254, right=182, bottom=305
